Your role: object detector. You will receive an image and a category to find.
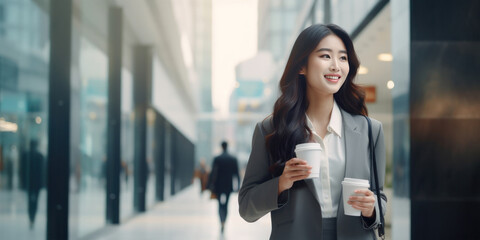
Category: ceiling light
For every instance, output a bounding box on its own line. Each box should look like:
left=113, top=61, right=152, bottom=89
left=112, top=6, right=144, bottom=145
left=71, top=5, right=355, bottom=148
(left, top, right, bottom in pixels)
left=378, top=53, right=393, bottom=62
left=358, top=65, right=368, bottom=75
left=89, top=112, right=97, bottom=120
left=387, top=80, right=395, bottom=89
left=264, top=87, right=272, bottom=97
left=0, top=119, right=18, bottom=132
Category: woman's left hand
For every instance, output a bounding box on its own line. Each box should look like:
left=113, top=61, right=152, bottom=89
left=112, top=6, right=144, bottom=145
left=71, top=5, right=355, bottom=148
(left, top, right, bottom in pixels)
left=347, top=189, right=376, bottom=218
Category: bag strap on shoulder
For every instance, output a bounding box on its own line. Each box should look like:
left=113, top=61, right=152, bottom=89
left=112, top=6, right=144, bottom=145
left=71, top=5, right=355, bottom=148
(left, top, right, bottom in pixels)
left=364, top=116, right=385, bottom=240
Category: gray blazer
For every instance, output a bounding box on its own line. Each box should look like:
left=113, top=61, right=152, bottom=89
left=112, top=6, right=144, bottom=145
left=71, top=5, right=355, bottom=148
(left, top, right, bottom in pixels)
left=238, top=109, right=387, bottom=240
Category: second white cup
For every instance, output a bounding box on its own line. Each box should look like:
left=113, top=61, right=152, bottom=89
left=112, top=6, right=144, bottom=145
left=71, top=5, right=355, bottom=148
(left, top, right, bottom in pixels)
left=341, top=178, right=370, bottom=216
left=294, top=143, right=321, bottom=179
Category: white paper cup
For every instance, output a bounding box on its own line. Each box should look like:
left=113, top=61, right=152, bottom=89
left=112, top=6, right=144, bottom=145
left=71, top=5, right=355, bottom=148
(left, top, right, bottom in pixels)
left=341, top=178, right=370, bottom=216
left=294, top=143, right=321, bottom=179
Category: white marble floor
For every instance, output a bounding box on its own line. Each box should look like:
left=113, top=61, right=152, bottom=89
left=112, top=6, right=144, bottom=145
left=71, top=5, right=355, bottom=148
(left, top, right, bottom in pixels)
left=92, top=180, right=392, bottom=240
left=92, top=180, right=271, bottom=240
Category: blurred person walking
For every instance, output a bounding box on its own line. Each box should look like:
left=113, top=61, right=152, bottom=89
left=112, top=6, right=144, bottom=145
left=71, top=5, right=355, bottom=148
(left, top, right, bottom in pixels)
left=27, top=139, right=45, bottom=229
left=197, top=158, right=209, bottom=194
left=208, top=141, right=240, bottom=233
left=238, top=24, right=387, bottom=240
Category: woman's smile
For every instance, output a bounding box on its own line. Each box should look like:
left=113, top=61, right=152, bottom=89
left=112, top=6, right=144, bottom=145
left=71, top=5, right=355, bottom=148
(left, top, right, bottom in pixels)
left=324, top=74, right=341, bottom=83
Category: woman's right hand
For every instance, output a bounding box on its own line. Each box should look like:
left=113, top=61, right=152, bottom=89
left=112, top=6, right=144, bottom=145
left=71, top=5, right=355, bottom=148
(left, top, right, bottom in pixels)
left=278, top=158, right=312, bottom=195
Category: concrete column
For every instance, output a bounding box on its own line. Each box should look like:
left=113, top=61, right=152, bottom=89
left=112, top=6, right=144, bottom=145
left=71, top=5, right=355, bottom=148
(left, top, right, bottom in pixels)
left=106, top=6, right=123, bottom=224
left=47, top=0, right=72, bottom=239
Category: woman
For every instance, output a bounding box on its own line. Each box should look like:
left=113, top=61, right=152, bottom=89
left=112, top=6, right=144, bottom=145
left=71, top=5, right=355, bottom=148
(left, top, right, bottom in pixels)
left=238, top=24, right=387, bottom=240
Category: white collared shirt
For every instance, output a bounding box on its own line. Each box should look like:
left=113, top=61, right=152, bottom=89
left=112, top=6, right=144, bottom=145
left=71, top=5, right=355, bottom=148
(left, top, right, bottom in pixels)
left=306, top=100, right=346, bottom=218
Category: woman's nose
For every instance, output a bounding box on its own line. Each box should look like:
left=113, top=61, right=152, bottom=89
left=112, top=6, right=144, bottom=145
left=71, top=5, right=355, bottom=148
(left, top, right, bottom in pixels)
left=330, top=60, right=340, bottom=72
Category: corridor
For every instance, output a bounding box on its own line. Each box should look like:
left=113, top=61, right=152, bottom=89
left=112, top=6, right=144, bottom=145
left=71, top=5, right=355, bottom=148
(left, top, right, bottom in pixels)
left=93, top=180, right=271, bottom=240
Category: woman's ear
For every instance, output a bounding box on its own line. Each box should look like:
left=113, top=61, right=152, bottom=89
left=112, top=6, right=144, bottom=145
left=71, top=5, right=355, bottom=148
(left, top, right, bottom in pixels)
left=299, top=66, right=306, bottom=75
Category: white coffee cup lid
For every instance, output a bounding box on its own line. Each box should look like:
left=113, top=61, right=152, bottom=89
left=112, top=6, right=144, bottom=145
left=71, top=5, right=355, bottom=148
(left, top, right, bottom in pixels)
left=295, top=143, right=321, bottom=151
left=342, top=178, right=369, bottom=187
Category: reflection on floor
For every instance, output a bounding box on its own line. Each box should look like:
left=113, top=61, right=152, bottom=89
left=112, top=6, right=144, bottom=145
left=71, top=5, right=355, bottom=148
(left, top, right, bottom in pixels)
left=93, top=180, right=271, bottom=240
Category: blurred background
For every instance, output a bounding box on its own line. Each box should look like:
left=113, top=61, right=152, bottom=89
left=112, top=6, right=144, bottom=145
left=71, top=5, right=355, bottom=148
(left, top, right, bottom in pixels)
left=0, top=0, right=478, bottom=239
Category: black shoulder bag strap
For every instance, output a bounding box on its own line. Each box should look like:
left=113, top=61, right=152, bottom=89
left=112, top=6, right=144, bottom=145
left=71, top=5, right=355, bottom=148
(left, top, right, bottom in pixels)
left=364, top=116, right=385, bottom=240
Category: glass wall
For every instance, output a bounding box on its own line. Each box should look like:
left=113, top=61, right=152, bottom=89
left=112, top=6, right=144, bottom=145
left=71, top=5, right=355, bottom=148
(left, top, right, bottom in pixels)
left=1, top=0, right=198, bottom=238
left=261, top=0, right=307, bottom=61
left=69, top=0, right=109, bottom=236
left=313, top=0, right=325, bottom=24
left=163, top=121, right=173, bottom=199
left=331, top=0, right=381, bottom=33
left=0, top=0, right=50, bottom=239
left=146, top=108, right=156, bottom=208
left=120, top=68, right=134, bottom=221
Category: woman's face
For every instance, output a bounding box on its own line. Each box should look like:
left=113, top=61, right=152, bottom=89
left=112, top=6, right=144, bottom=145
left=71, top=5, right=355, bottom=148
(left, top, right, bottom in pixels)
left=300, top=34, right=349, bottom=97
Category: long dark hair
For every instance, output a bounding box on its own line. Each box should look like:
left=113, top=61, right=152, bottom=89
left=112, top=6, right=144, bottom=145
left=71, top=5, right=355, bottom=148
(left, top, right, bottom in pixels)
left=266, top=24, right=367, bottom=176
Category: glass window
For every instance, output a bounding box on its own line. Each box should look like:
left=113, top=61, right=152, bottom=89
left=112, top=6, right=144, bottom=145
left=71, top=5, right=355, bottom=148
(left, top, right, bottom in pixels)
left=0, top=1, right=50, bottom=239
left=69, top=35, right=108, bottom=239
left=284, top=0, right=305, bottom=9
left=0, top=5, right=5, bottom=22
left=163, top=122, right=172, bottom=200
left=270, top=0, right=281, bottom=9
left=314, top=0, right=325, bottom=23
left=283, top=11, right=297, bottom=31
left=152, top=56, right=171, bottom=201
left=68, top=0, right=111, bottom=237
left=331, top=0, right=379, bottom=33
left=146, top=108, right=156, bottom=208
left=120, top=68, right=134, bottom=221
left=270, top=34, right=283, bottom=60
left=269, top=11, right=282, bottom=32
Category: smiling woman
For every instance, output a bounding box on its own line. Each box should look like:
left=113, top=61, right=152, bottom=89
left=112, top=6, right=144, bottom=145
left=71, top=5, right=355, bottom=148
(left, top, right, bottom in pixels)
left=238, top=24, right=387, bottom=240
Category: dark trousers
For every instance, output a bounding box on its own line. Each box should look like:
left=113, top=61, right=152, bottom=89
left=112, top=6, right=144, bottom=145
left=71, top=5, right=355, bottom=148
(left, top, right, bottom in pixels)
left=28, top=189, right=40, bottom=226
left=216, top=192, right=231, bottom=223
left=322, top=218, right=337, bottom=240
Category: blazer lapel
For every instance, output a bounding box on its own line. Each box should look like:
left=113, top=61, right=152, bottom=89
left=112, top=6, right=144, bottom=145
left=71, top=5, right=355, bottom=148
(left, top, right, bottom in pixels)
left=341, top=110, right=363, bottom=179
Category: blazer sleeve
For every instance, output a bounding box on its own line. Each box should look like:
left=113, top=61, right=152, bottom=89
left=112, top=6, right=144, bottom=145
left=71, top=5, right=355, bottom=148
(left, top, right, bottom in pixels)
left=362, top=119, right=388, bottom=230
left=238, top=122, right=285, bottom=223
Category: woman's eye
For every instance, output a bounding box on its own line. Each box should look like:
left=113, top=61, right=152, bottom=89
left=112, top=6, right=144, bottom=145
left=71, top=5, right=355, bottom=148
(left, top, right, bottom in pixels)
left=320, top=54, right=330, bottom=59
left=340, top=56, right=348, bottom=61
